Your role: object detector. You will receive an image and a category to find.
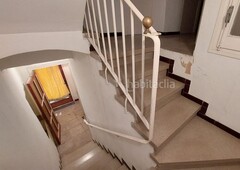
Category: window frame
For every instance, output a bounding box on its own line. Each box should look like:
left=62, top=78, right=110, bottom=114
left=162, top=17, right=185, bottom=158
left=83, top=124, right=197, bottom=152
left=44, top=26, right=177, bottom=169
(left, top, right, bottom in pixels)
left=209, top=0, right=240, bottom=59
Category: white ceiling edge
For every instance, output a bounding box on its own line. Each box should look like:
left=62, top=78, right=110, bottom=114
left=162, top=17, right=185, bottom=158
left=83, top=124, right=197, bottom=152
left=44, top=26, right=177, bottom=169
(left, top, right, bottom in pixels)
left=0, top=0, right=87, bottom=34
left=0, top=31, right=90, bottom=59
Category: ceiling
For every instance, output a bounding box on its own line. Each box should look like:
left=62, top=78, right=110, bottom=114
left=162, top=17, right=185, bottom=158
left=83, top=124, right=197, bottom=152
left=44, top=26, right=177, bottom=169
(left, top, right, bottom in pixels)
left=0, top=0, right=86, bottom=34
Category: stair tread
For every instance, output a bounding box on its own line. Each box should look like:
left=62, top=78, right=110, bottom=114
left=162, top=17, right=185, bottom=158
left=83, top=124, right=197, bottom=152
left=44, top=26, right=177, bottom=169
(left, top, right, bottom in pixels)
left=62, top=146, right=102, bottom=170
left=61, top=141, right=97, bottom=167
left=153, top=116, right=240, bottom=165
left=133, top=96, right=201, bottom=148
left=120, top=59, right=169, bottom=77
left=115, top=58, right=169, bottom=82
left=152, top=96, right=201, bottom=148
left=118, top=165, right=129, bottom=170
left=111, top=51, right=153, bottom=65
left=87, top=151, right=114, bottom=170
left=153, top=164, right=240, bottom=170
left=105, top=35, right=154, bottom=59
left=63, top=147, right=112, bottom=170
left=116, top=77, right=184, bottom=116
left=142, top=77, right=184, bottom=107
left=103, top=158, right=122, bottom=170
left=177, top=165, right=240, bottom=170
left=99, top=60, right=169, bottom=88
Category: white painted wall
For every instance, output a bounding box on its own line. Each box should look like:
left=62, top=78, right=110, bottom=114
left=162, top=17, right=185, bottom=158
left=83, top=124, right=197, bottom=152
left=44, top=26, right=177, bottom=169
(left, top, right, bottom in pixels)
left=95, top=0, right=183, bottom=34
left=70, top=52, right=156, bottom=169
left=190, top=0, right=240, bottom=132
left=133, top=0, right=184, bottom=32
left=0, top=31, right=90, bottom=60
left=152, top=0, right=166, bottom=31
left=161, top=49, right=193, bottom=80
left=164, top=0, right=185, bottom=32
left=0, top=0, right=87, bottom=34
left=0, top=68, right=60, bottom=170
left=62, top=64, right=79, bottom=100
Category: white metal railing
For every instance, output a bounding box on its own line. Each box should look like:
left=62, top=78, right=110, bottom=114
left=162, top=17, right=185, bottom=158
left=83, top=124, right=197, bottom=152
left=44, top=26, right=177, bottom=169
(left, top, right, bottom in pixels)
left=83, top=118, right=149, bottom=144
left=84, top=0, right=161, bottom=143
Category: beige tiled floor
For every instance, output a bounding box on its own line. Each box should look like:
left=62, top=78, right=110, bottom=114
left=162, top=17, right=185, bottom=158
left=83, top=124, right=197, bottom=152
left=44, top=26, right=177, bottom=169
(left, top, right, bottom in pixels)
left=160, top=34, right=196, bottom=55
left=55, top=102, right=127, bottom=170
left=56, top=101, right=92, bottom=157
left=105, top=33, right=196, bottom=58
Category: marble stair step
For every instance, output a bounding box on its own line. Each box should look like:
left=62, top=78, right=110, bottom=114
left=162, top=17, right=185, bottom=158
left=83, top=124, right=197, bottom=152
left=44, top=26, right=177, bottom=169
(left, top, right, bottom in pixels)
left=103, top=34, right=154, bottom=59
left=61, top=141, right=97, bottom=167
left=102, top=157, right=123, bottom=170
left=99, top=60, right=169, bottom=89
left=63, top=146, right=115, bottom=170
left=118, top=165, right=130, bottom=170
left=86, top=150, right=114, bottom=170
left=62, top=146, right=103, bottom=170
left=152, top=117, right=240, bottom=169
left=117, top=59, right=169, bottom=81
left=141, top=77, right=184, bottom=116
left=115, top=77, right=184, bottom=123
left=152, top=164, right=240, bottom=170
left=132, top=96, right=201, bottom=151
left=111, top=51, right=154, bottom=66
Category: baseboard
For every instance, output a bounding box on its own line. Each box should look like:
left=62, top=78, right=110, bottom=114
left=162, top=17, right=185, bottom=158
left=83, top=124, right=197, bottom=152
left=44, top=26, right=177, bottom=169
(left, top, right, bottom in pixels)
left=121, top=158, right=131, bottom=170
left=161, top=55, right=240, bottom=139
left=104, top=32, right=122, bottom=37
left=160, top=56, right=174, bottom=73
left=160, top=31, right=180, bottom=36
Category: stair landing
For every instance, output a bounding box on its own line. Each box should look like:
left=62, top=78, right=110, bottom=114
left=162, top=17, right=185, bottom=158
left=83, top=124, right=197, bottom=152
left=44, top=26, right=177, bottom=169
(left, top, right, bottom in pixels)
left=152, top=116, right=240, bottom=169
left=62, top=142, right=126, bottom=170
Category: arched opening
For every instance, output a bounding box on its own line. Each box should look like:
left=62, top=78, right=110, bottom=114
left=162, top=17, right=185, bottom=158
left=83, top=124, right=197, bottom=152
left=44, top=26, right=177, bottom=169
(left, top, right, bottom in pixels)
left=0, top=49, right=92, bottom=151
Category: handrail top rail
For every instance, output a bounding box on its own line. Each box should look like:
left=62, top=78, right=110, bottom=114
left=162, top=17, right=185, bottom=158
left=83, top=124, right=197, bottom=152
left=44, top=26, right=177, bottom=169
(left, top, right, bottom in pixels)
left=84, top=118, right=149, bottom=144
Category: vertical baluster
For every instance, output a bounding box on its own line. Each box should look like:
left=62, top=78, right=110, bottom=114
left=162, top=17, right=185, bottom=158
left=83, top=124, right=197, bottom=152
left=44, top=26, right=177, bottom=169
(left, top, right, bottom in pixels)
left=111, top=0, right=121, bottom=82
left=84, top=13, right=90, bottom=38
left=97, top=0, right=107, bottom=62
left=91, top=0, right=101, bottom=52
left=120, top=0, right=128, bottom=93
left=50, top=109, right=53, bottom=124
left=103, top=0, right=114, bottom=70
left=141, top=26, right=146, bottom=113
left=131, top=10, right=136, bottom=103
left=86, top=0, right=96, bottom=45
left=149, top=41, right=160, bottom=139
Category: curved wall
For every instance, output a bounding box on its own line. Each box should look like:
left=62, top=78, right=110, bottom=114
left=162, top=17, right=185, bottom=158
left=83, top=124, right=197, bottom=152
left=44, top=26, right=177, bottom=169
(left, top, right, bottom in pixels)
left=0, top=31, right=90, bottom=59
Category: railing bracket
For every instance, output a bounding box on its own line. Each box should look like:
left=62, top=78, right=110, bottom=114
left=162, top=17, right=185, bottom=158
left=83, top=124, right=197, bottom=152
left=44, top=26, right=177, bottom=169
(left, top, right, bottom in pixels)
left=124, top=97, right=128, bottom=113
left=104, top=67, right=109, bottom=84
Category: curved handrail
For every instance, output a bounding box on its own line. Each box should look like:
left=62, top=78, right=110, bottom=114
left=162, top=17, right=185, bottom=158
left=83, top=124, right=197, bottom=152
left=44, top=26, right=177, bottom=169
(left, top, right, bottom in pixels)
left=84, top=0, right=161, bottom=143
left=84, top=118, right=149, bottom=144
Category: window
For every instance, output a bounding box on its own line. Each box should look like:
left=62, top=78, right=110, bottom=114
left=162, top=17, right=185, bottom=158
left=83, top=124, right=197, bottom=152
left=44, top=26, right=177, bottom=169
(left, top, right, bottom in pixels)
left=209, top=0, right=240, bottom=59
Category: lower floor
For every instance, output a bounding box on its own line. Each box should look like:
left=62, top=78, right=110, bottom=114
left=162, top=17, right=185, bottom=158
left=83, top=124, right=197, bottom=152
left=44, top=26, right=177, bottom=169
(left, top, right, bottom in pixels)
left=56, top=101, right=92, bottom=156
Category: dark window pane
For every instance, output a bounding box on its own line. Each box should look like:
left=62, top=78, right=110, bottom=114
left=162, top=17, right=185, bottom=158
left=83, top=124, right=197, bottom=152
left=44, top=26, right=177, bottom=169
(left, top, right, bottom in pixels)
left=231, top=5, right=240, bottom=36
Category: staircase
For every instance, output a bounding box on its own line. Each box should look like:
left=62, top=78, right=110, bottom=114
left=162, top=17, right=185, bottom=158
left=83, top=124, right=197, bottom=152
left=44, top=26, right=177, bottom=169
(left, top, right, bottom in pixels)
left=83, top=0, right=240, bottom=169
left=61, top=141, right=129, bottom=170
left=94, top=39, right=240, bottom=169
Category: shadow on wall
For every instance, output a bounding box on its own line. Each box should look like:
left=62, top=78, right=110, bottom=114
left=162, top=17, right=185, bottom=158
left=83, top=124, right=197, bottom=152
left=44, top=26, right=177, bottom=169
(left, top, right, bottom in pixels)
left=0, top=50, right=79, bottom=70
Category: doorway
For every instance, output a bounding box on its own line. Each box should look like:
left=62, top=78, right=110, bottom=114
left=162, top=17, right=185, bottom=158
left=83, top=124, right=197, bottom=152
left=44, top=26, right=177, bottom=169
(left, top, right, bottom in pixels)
left=159, top=0, right=204, bottom=56
left=25, top=62, right=80, bottom=146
